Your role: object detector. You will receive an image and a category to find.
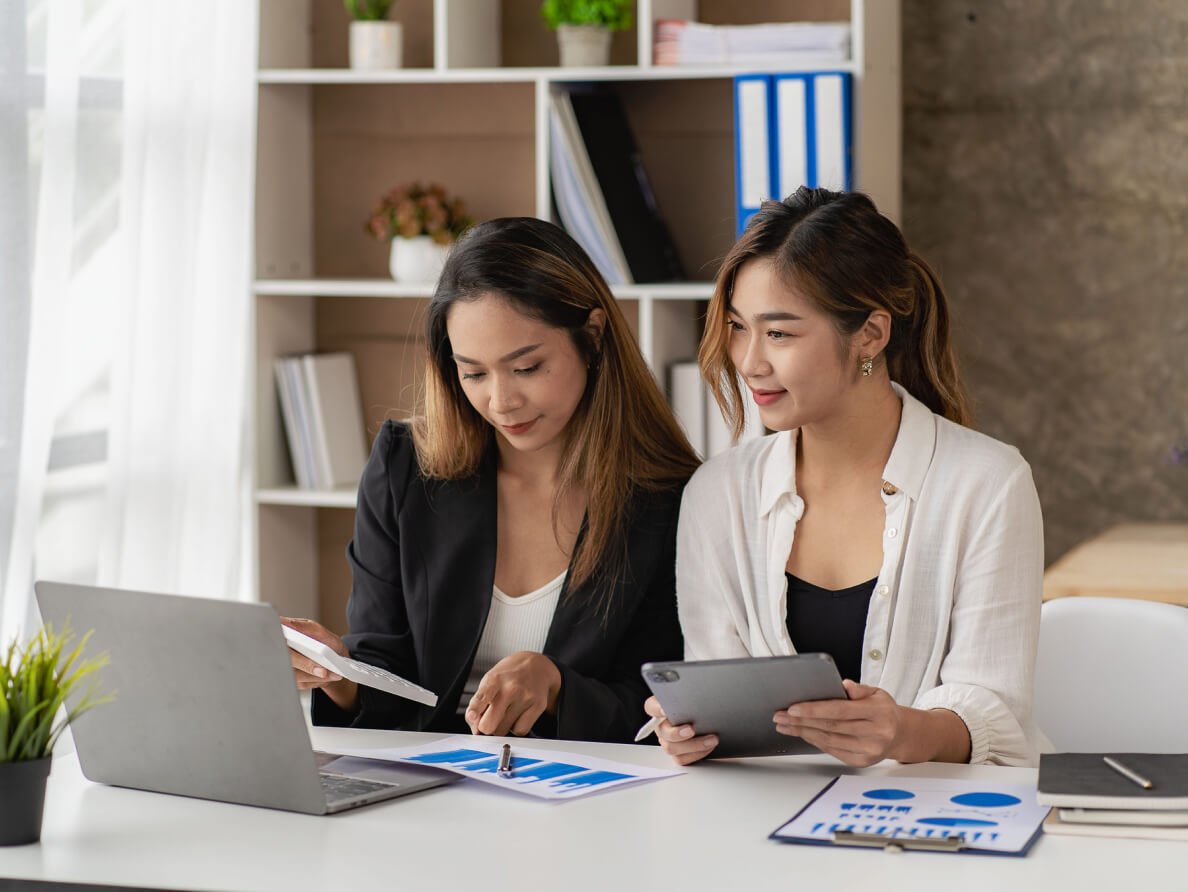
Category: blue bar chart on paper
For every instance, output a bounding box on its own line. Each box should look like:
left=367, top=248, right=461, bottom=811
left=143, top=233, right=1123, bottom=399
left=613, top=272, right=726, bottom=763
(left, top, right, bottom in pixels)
left=328, top=737, right=681, bottom=800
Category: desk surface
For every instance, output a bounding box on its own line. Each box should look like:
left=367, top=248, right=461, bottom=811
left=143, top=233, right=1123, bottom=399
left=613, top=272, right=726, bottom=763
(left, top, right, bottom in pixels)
left=1043, top=522, right=1188, bottom=605
left=2, top=728, right=1185, bottom=891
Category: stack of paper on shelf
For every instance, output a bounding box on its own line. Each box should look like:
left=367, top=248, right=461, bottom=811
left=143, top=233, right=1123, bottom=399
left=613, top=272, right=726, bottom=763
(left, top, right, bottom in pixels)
left=549, top=86, right=683, bottom=285
left=1037, top=752, right=1188, bottom=841
left=669, top=361, right=765, bottom=459
left=274, top=352, right=369, bottom=490
left=654, top=20, right=850, bottom=67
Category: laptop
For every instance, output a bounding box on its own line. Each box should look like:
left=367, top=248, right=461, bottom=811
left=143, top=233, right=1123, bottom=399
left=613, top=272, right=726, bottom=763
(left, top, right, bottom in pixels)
left=34, top=580, right=457, bottom=815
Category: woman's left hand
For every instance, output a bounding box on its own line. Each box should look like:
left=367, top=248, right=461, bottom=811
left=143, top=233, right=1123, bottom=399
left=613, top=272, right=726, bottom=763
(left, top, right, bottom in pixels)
left=773, top=679, right=903, bottom=767
left=465, top=651, right=562, bottom=737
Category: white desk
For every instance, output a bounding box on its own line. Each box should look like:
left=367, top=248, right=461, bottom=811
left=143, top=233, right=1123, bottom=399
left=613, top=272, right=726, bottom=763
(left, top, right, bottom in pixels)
left=2, top=728, right=1184, bottom=891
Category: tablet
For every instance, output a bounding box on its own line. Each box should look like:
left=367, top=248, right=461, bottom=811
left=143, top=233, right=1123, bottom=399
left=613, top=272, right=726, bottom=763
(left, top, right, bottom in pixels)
left=641, top=654, right=848, bottom=759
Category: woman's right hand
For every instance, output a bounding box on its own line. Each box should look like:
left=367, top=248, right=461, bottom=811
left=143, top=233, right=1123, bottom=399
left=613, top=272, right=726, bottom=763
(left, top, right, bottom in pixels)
left=644, top=696, right=719, bottom=765
left=279, top=617, right=359, bottom=712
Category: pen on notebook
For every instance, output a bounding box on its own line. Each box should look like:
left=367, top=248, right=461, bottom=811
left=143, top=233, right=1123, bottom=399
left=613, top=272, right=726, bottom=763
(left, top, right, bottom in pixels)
left=497, top=743, right=513, bottom=777
left=634, top=716, right=661, bottom=742
left=1102, top=756, right=1153, bottom=790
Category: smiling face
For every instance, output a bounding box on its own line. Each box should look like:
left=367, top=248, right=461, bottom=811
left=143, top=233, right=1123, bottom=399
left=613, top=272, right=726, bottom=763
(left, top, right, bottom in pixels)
left=727, top=258, right=861, bottom=432
left=446, top=293, right=591, bottom=456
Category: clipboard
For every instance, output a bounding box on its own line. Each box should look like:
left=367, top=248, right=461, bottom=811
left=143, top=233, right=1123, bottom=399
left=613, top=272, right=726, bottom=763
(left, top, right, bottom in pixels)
left=769, top=775, right=1049, bottom=856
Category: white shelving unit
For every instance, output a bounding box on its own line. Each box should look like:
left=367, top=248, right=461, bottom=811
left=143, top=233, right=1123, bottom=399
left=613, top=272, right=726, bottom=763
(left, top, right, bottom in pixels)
left=251, top=0, right=901, bottom=630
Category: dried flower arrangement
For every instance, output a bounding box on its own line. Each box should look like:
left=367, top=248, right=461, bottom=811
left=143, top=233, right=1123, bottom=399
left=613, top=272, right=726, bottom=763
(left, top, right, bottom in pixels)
left=365, top=182, right=474, bottom=246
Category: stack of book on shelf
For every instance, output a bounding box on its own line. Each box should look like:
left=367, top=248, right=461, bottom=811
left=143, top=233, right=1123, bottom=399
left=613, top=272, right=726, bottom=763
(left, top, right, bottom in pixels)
left=1037, top=752, right=1188, bottom=841
left=669, top=361, right=764, bottom=460
left=274, top=352, right=369, bottom=491
left=654, top=20, right=850, bottom=67
left=548, top=85, right=683, bottom=287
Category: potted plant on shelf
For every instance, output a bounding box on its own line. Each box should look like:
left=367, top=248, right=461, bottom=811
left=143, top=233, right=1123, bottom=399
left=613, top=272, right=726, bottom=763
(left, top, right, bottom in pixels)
left=0, top=623, right=111, bottom=846
left=345, top=0, right=402, bottom=70
left=365, top=182, right=474, bottom=284
left=540, top=0, right=633, bottom=67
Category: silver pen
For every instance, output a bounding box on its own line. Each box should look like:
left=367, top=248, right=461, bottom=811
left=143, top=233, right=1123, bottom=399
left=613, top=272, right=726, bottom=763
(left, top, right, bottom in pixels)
left=497, top=743, right=513, bottom=777
left=634, top=716, right=661, bottom=742
left=1102, top=756, right=1154, bottom=790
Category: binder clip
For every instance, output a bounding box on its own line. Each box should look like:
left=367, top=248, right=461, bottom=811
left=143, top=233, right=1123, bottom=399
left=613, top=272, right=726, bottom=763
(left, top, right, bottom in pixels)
left=832, top=830, right=965, bottom=853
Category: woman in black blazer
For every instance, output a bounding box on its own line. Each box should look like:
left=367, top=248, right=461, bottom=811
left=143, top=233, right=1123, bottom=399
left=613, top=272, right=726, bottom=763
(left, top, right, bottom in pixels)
left=286, top=218, right=700, bottom=743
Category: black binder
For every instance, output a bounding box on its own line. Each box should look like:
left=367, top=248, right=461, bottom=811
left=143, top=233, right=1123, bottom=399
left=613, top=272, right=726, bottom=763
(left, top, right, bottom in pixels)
left=565, top=87, right=684, bottom=283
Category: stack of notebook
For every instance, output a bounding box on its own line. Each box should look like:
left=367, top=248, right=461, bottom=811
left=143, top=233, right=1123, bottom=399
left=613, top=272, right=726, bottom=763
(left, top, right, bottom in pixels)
left=1037, top=753, right=1188, bottom=840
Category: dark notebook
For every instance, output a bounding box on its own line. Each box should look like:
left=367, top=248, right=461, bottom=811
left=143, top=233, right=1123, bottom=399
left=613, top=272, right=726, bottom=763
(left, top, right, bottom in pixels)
left=565, top=87, right=684, bottom=283
left=1037, top=753, right=1188, bottom=809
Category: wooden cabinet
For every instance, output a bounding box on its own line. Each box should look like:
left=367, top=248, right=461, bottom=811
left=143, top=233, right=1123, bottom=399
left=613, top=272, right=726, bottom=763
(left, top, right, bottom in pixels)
left=251, top=0, right=901, bottom=631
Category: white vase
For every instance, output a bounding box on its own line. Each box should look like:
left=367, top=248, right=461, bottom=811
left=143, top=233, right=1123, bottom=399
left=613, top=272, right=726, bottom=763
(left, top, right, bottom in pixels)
left=389, top=236, right=451, bottom=284
left=349, top=21, right=402, bottom=70
left=556, top=24, right=612, bottom=67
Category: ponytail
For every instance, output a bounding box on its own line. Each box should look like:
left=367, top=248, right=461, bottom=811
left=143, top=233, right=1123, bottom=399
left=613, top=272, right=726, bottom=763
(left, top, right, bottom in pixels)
left=888, top=253, right=972, bottom=426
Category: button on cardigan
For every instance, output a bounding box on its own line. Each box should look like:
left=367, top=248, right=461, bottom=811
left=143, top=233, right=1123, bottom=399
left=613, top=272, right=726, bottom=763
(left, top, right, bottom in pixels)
left=676, top=384, right=1045, bottom=766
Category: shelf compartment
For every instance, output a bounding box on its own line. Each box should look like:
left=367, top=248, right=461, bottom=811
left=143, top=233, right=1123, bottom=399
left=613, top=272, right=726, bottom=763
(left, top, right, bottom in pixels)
left=312, top=82, right=536, bottom=279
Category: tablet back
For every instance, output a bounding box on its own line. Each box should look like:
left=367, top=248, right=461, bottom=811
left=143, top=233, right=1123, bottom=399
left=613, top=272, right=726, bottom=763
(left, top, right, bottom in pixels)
left=642, top=654, right=847, bottom=759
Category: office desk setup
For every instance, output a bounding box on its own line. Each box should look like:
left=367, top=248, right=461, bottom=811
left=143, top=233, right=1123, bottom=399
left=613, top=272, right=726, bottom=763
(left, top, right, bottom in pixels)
left=2, top=727, right=1185, bottom=891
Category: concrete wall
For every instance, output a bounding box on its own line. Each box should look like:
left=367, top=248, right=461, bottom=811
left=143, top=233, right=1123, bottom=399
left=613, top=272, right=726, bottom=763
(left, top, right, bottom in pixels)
left=901, top=1, right=1188, bottom=563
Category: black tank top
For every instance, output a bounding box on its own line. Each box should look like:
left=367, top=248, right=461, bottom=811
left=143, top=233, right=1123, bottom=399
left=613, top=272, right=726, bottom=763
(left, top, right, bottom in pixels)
left=784, top=572, right=877, bottom=683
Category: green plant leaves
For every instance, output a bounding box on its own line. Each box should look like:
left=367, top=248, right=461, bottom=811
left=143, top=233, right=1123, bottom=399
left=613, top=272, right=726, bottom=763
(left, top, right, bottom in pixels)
left=343, top=0, right=395, bottom=22
left=0, top=623, right=113, bottom=763
left=540, top=0, right=633, bottom=31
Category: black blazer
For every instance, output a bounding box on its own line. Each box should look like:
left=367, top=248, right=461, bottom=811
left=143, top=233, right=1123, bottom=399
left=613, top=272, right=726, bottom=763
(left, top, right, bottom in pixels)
left=313, top=421, right=685, bottom=743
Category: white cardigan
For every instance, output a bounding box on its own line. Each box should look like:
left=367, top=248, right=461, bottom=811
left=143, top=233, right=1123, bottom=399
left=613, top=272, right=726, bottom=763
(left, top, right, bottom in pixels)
left=676, top=385, right=1044, bottom=766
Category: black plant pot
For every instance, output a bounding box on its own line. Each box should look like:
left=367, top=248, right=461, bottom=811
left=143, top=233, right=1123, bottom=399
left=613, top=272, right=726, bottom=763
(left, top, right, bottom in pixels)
left=0, top=756, right=52, bottom=845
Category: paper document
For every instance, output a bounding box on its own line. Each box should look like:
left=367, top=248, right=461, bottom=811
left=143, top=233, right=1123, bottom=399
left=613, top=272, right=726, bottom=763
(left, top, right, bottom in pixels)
left=282, top=625, right=437, bottom=707
left=771, top=775, right=1049, bottom=855
left=328, top=735, right=681, bottom=800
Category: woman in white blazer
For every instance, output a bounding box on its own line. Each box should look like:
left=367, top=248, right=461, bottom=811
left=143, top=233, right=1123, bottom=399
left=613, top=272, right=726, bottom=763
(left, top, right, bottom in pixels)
left=646, top=187, right=1044, bottom=768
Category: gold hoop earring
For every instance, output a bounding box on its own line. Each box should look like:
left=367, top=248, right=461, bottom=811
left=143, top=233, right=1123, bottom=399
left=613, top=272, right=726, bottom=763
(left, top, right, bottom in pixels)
left=860, top=356, right=874, bottom=377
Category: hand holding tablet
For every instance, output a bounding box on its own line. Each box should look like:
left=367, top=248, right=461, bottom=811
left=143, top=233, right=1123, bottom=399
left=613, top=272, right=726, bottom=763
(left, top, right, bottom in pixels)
left=641, top=654, right=848, bottom=760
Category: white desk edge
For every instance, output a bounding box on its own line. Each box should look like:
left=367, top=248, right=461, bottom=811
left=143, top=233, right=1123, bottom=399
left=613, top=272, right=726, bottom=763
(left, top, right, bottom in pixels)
left=1, top=727, right=1183, bottom=890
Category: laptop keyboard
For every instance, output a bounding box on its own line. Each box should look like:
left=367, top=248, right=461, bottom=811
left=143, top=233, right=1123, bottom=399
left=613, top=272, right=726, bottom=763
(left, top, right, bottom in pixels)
left=319, top=772, right=398, bottom=801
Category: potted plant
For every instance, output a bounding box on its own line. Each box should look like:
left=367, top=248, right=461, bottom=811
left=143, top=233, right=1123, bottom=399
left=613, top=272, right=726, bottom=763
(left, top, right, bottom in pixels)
left=365, top=182, right=474, bottom=283
left=540, top=0, right=633, bottom=67
left=0, top=623, right=111, bottom=846
left=345, top=0, right=402, bottom=70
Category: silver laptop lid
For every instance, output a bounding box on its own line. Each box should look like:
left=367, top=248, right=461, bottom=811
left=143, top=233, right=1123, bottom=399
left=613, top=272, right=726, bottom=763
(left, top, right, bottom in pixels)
left=35, top=581, right=332, bottom=814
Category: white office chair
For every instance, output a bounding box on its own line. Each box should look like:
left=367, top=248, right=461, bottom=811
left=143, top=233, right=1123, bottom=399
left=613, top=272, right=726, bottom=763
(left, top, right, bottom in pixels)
left=1033, top=596, right=1188, bottom=752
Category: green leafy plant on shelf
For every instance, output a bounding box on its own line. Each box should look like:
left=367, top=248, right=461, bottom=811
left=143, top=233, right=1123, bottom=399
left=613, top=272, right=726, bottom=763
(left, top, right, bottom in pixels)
left=540, top=0, right=633, bottom=31
left=1, top=623, right=112, bottom=763
left=344, top=0, right=395, bottom=21
left=365, top=182, right=475, bottom=246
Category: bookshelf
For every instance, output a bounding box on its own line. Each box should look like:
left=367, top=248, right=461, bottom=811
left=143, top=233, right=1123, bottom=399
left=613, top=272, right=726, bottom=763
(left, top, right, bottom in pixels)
left=251, top=0, right=901, bottom=632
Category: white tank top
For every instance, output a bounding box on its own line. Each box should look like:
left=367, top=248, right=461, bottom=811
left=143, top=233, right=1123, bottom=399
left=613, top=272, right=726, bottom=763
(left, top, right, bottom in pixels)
left=457, top=570, right=566, bottom=714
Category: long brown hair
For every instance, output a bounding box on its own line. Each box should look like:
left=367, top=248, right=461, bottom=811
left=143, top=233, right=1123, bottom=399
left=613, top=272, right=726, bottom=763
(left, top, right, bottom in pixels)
left=412, top=217, right=700, bottom=615
left=701, top=187, right=972, bottom=437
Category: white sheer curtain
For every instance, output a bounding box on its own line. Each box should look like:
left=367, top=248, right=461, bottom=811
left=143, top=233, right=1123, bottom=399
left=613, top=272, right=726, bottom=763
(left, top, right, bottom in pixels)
left=100, top=3, right=257, bottom=598
left=0, top=0, right=258, bottom=646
